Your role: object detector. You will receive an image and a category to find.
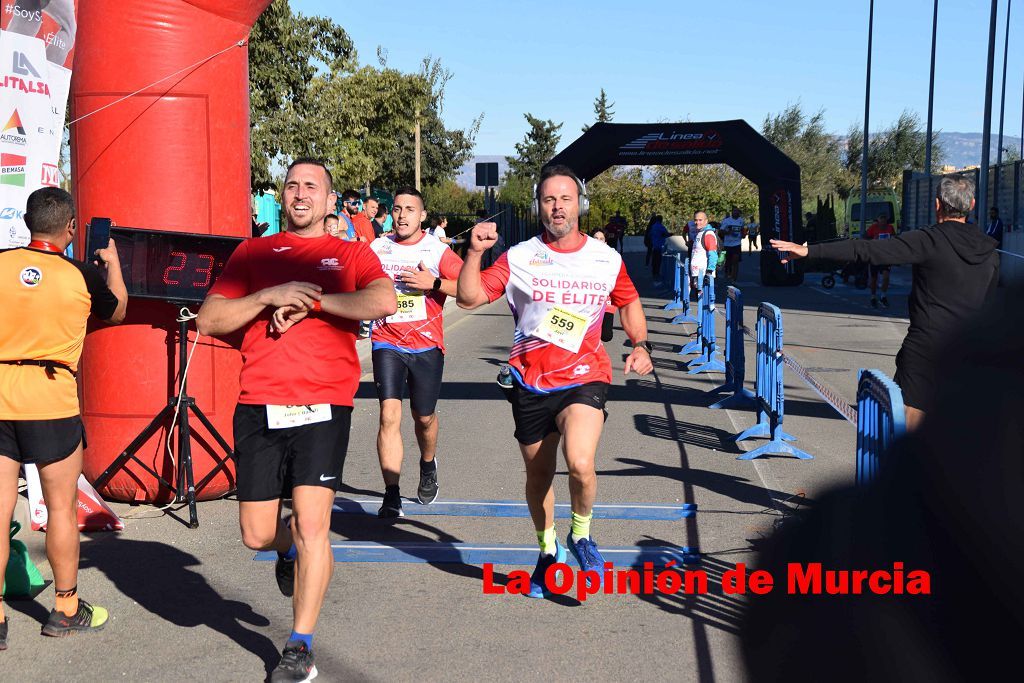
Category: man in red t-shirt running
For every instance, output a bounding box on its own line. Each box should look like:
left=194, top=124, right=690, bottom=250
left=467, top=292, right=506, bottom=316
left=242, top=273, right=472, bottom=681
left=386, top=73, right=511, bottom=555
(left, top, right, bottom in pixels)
left=865, top=213, right=896, bottom=308
left=197, top=158, right=396, bottom=682
left=458, top=165, right=654, bottom=599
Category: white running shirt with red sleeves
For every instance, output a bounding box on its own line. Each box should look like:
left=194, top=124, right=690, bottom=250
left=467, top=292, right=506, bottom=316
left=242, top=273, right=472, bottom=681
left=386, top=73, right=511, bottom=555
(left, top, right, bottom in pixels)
left=480, top=234, right=639, bottom=393
left=370, top=231, right=464, bottom=353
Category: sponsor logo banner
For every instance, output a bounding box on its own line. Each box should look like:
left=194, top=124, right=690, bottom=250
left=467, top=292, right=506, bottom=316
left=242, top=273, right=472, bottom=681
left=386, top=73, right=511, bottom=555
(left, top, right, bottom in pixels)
left=0, top=2, right=79, bottom=248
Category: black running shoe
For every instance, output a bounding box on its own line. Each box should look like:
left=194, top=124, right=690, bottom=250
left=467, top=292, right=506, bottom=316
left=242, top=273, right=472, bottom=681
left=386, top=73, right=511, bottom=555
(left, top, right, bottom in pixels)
left=0, top=617, right=8, bottom=650
left=41, top=599, right=109, bottom=637
left=417, top=462, right=439, bottom=505
left=378, top=488, right=404, bottom=518
left=270, top=640, right=318, bottom=682
left=870, top=297, right=878, bottom=308
left=275, top=555, right=295, bottom=597
left=880, top=296, right=889, bottom=308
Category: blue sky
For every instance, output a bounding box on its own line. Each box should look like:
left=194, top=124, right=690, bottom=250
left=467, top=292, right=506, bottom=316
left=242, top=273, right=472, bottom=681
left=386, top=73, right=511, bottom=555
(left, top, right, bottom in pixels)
left=293, top=0, right=1023, bottom=156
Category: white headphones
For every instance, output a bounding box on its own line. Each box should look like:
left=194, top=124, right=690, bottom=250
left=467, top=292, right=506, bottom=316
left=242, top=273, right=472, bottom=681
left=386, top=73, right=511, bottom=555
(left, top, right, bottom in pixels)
left=532, top=172, right=590, bottom=217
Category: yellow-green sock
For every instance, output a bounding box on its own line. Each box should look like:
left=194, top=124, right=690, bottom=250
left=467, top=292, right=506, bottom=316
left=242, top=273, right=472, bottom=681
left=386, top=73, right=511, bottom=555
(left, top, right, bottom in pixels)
left=536, top=526, right=557, bottom=556
left=570, top=511, right=592, bottom=543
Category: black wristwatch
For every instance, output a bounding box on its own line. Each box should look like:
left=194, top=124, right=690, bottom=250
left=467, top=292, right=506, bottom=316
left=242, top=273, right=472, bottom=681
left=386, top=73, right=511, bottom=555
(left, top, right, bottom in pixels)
left=634, top=340, right=653, bottom=352
left=432, top=277, right=442, bottom=292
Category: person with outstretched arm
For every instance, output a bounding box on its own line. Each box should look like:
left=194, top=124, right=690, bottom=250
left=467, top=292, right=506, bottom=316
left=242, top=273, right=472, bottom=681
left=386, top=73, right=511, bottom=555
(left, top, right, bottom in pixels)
left=770, top=174, right=998, bottom=432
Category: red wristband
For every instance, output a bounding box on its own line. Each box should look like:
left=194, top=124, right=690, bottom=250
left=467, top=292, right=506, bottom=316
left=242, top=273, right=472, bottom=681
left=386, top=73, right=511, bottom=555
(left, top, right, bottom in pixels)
left=311, top=299, right=322, bottom=313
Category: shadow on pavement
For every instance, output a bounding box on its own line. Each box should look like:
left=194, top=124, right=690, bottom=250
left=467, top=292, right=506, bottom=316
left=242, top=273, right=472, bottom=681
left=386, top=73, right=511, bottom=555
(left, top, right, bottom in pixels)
left=77, top=536, right=281, bottom=676
left=601, top=457, right=789, bottom=509
left=630, top=539, right=745, bottom=638
left=327, top=512, right=583, bottom=606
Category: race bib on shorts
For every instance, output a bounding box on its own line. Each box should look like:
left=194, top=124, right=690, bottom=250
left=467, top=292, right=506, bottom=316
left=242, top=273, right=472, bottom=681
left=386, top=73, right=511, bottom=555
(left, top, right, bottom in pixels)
left=266, top=404, right=332, bottom=429
left=532, top=306, right=588, bottom=353
left=387, top=292, right=428, bottom=323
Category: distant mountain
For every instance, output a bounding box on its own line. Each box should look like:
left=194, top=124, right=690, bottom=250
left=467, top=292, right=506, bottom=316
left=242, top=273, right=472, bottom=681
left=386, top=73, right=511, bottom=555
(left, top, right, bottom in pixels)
left=456, top=155, right=508, bottom=189
left=936, top=132, right=1021, bottom=169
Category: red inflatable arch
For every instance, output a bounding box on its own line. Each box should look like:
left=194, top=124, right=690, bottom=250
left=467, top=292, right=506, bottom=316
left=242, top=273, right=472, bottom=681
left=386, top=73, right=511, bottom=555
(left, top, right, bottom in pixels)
left=71, top=0, right=271, bottom=502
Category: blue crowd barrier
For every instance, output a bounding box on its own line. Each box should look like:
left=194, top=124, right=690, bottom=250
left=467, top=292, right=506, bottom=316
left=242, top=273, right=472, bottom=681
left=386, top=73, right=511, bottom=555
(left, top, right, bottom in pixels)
left=734, top=303, right=813, bottom=460
left=684, top=277, right=725, bottom=375
left=855, top=369, right=906, bottom=486
left=708, top=286, right=757, bottom=409
left=665, top=254, right=698, bottom=324
left=678, top=275, right=709, bottom=355
left=663, top=252, right=684, bottom=310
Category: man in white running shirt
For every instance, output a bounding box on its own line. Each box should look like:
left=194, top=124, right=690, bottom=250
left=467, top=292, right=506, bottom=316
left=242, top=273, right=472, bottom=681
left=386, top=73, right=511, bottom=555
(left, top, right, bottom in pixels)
left=457, top=164, right=654, bottom=599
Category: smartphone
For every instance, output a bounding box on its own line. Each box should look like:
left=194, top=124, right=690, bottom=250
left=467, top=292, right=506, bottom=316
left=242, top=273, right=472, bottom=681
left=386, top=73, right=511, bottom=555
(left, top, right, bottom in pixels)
left=87, top=217, right=112, bottom=264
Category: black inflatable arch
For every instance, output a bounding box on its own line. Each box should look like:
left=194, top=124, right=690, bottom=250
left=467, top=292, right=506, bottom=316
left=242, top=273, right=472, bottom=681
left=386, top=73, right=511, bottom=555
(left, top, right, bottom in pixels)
left=548, top=120, right=803, bottom=285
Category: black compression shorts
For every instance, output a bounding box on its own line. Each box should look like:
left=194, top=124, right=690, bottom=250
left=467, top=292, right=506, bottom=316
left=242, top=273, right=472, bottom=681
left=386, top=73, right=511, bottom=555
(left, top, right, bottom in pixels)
left=0, top=415, right=84, bottom=465
left=894, top=347, right=935, bottom=414
left=372, top=347, right=445, bottom=415
left=233, top=404, right=352, bottom=501
left=508, top=382, right=609, bottom=445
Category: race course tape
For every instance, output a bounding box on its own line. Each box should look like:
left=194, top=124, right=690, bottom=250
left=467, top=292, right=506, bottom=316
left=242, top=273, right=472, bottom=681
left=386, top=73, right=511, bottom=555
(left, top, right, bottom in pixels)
left=737, top=323, right=858, bottom=425
left=333, top=498, right=697, bottom=520
left=255, top=542, right=701, bottom=565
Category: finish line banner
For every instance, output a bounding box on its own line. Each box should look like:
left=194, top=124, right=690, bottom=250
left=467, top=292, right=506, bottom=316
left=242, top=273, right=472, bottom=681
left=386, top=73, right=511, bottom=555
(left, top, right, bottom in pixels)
left=0, top=1, right=77, bottom=248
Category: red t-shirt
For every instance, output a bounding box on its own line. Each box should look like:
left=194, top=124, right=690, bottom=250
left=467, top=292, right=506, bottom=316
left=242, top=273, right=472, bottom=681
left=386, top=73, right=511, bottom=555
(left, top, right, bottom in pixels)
left=866, top=223, right=896, bottom=241
left=480, top=234, right=638, bottom=392
left=351, top=213, right=377, bottom=243
left=369, top=232, right=464, bottom=352
left=208, top=231, right=389, bottom=406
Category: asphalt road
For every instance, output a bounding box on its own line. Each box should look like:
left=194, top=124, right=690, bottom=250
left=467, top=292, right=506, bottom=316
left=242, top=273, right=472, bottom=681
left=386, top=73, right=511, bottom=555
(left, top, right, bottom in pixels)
left=6, top=250, right=911, bottom=682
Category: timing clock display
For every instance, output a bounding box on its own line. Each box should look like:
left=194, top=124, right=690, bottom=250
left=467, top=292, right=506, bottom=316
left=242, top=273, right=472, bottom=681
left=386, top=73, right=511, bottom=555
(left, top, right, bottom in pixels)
left=108, top=227, right=243, bottom=304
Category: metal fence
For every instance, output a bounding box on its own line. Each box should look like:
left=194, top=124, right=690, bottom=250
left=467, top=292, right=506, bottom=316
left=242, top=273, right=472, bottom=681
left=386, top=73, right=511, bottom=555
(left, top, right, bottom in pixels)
left=902, top=160, right=1024, bottom=285
left=902, top=160, right=1023, bottom=232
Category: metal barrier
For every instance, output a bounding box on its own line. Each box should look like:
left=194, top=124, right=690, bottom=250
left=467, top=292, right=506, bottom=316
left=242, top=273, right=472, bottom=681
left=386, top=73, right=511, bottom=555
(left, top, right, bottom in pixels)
left=733, top=303, right=813, bottom=460
left=682, top=277, right=725, bottom=375
left=855, top=369, right=906, bottom=486
left=708, top=286, right=756, bottom=408
left=664, top=254, right=699, bottom=324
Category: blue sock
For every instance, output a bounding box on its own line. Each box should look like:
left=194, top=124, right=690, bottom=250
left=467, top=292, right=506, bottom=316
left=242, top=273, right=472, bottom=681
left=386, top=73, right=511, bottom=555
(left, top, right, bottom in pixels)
left=278, top=544, right=297, bottom=561
left=289, top=630, right=313, bottom=650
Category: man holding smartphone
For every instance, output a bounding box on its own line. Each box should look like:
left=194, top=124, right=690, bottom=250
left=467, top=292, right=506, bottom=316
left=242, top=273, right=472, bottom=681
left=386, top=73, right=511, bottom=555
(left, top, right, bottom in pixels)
left=0, top=188, right=127, bottom=648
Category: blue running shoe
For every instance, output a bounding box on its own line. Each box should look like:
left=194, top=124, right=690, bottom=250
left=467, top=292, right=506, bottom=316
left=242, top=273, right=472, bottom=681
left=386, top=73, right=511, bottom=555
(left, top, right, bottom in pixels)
left=526, top=541, right=567, bottom=599
left=567, top=531, right=606, bottom=591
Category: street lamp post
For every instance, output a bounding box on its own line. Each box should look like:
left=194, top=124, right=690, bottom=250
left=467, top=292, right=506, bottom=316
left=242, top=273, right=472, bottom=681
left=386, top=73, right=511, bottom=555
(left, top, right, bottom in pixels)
left=978, top=0, right=999, bottom=225
left=860, top=0, right=875, bottom=237
left=925, top=0, right=939, bottom=223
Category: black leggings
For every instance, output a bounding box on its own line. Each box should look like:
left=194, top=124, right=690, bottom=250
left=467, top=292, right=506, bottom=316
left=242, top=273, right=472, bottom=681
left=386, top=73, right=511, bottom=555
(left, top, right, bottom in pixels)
left=651, top=249, right=663, bottom=279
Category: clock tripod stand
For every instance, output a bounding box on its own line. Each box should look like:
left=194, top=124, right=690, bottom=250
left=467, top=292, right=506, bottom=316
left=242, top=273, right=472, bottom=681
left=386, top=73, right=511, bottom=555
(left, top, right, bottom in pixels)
left=92, top=307, right=234, bottom=528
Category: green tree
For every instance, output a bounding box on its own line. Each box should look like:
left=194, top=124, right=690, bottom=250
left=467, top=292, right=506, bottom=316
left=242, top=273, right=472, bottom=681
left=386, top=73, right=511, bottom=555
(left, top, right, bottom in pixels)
left=582, top=88, right=615, bottom=132
left=383, top=58, right=482, bottom=190
left=762, top=104, right=846, bottom=207
left=248, top=0, right=355, bottom=188
left=506, top=114, right=563, bottom=181
left=845, top=110, right=943, bottom=191
left=501, top=114, right=563, bottom=211
left=422, top=180, right=485, bottom=219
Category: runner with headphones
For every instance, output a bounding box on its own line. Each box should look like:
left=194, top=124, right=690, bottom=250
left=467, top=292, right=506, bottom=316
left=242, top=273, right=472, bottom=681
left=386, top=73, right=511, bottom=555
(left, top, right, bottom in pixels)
left=457, top=164, right=654, bottom=599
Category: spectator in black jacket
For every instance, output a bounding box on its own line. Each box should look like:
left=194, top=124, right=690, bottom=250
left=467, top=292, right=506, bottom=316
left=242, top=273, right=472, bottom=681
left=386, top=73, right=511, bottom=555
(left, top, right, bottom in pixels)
left=770, top=174, right=998, bottom=432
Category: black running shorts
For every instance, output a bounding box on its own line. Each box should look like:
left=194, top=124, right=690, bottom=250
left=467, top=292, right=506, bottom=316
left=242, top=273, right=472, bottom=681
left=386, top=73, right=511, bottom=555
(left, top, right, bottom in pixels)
left=894, top=347, right=934, bottom=414
left=0, top=416, right=84, bottom=465
left=372, top=347, right=445, bottom=416
left=869, top=263, right=891, bottom=278
left=233, top=404, right=352, bottom=502
left=508, top=382, right=609, bottom=445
